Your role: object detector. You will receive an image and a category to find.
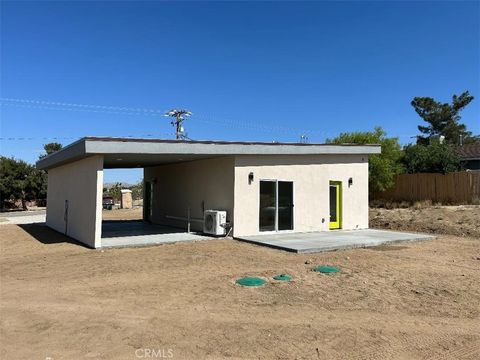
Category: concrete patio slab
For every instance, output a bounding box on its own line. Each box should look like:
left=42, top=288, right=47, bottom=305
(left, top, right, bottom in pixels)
left=101, top=220, right=212, bottom=248
left=235, top=229, right=435, bottom=253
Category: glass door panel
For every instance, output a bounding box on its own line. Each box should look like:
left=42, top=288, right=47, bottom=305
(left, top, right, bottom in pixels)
left=329, top=185, right=337, bottom=223
left=259, top=181, right=276, bottom=231
left=278, top=181, right=293, bottom=230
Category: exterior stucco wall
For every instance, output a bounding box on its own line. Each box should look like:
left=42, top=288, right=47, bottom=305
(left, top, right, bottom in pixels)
left=233, top=155, right=369, bottom=237
left=144, top=156, right=235, bottom=231
left=46, top=155, right=103, bottom=248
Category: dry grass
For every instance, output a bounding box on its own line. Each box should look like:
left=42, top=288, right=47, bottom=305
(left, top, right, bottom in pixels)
left=371, top=199, right=437, bottom=209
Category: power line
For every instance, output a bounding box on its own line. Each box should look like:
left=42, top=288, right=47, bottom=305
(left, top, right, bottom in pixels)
left=1, top=97, right=419, bottom=143
left=1, top=136, right=75, bottom=141
left=0, top=97, right=164, bottom=114
left=0, top=101, right=161, bottom=117
left=0, top=97, right=337, bottom=138
left=2, top=100, right=327, bottom=135
left=0, top=133, right=176, bottom=141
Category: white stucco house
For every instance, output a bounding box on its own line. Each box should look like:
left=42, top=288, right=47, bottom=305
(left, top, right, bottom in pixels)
left=36, top=137, right=381, bottom=248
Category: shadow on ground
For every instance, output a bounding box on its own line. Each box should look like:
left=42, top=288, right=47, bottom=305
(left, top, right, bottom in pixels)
left=101, top=220, right=190, bottom=238
left=17, top=223, right=90, bottom=248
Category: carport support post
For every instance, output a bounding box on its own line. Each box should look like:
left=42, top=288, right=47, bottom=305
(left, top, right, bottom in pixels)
left=93, top=164, right=104, bottom=247
left=44, top=155, right=104, bottom=248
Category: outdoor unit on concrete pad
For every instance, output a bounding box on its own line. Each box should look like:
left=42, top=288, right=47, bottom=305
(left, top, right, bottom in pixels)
left=203, top=210, right=227, bottom=236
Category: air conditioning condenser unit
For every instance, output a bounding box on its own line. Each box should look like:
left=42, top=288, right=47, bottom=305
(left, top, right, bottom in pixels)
left=203, top=210, right=227, bottom=236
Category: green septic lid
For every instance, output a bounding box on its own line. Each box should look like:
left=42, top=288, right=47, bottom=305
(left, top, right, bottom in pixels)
left=273, top=274, right=292, bottom=281
left=236, top=277, right=267, bottom=287
left=313, top=265, right=340, bottom=274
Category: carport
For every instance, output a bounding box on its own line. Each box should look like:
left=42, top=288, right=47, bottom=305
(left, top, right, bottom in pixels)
left=36, top=137, right=238, bottom=248
left=37, top=137, right=381, bottom=249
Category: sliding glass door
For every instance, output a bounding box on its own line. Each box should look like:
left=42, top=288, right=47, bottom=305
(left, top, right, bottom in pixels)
left=259, top=180, right=293, bottom=232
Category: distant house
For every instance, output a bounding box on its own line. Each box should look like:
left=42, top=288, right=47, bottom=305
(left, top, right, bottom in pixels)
left=457, top=143, right=480, bottom=170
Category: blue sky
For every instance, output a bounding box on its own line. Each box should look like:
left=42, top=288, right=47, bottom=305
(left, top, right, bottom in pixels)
left=1, top=1, right=479, bottom=184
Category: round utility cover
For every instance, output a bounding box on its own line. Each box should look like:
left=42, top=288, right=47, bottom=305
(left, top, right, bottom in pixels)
left=313, top=265, right=340, bottom=274
left=273, top=274, right=292, bottom=281
left=236, top=277, right=267, bottom=287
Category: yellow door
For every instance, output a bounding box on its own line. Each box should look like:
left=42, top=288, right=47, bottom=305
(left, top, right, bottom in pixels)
left=329, top=181, right=342, bottom=229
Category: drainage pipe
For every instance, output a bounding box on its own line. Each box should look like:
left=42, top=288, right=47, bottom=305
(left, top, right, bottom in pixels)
left=165, top=213, right=203, bottom=233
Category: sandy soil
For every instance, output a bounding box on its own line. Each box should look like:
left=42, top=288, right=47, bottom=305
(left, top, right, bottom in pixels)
left=103, top=208, right=143, bottom=221
left=1, top=222, right=479, bottom=359
left=370, top=205, right=480, bottom=238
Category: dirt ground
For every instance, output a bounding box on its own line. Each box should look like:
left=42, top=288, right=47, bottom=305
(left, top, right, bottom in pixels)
left=370, top=205, right=480, bottom=238
left=103, top=208, right=143, bottom=221
left=1, top=215, right=479, bottom=359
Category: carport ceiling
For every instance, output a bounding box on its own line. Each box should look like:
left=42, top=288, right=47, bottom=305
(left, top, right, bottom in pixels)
left=103, top=153, right=221, bottom=168
left=36, top=137, right=381, bottom=170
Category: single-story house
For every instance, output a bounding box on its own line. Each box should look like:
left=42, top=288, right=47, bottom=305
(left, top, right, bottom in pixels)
left=36, top=137, right=381, bottom=248
left=457, top=143, right=480, bottom=170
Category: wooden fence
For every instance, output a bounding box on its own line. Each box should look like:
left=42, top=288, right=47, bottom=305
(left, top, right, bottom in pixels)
left=373, top=171, right=480, bottom=204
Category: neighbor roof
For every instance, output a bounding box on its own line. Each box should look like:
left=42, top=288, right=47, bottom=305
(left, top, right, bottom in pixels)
left=36, top=137, right=381, bottom=170
left=457, top=143, right=480, bottom=160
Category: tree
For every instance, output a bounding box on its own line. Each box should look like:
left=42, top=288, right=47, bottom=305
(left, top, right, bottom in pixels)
left=326, top=127, right=403, bottom=194
left=103, top=182, right=122, bottom=202
left=401, top=142, right=463, bottom=174
left=411, top=91, right=476, bottom=145
left=129, top=182, right=143, bottom=200
left=39, top=142, right=63, bottom=159
left=0, top=157, right=47, bottom=210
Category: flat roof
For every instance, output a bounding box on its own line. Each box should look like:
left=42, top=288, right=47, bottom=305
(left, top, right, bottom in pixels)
left=457, top=143, right=480, bottom=160
left=36, top=136, right=381, bottom=170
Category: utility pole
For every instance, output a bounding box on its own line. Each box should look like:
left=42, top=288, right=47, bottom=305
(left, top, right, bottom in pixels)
left=165, top=109, right=192, bottom=140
